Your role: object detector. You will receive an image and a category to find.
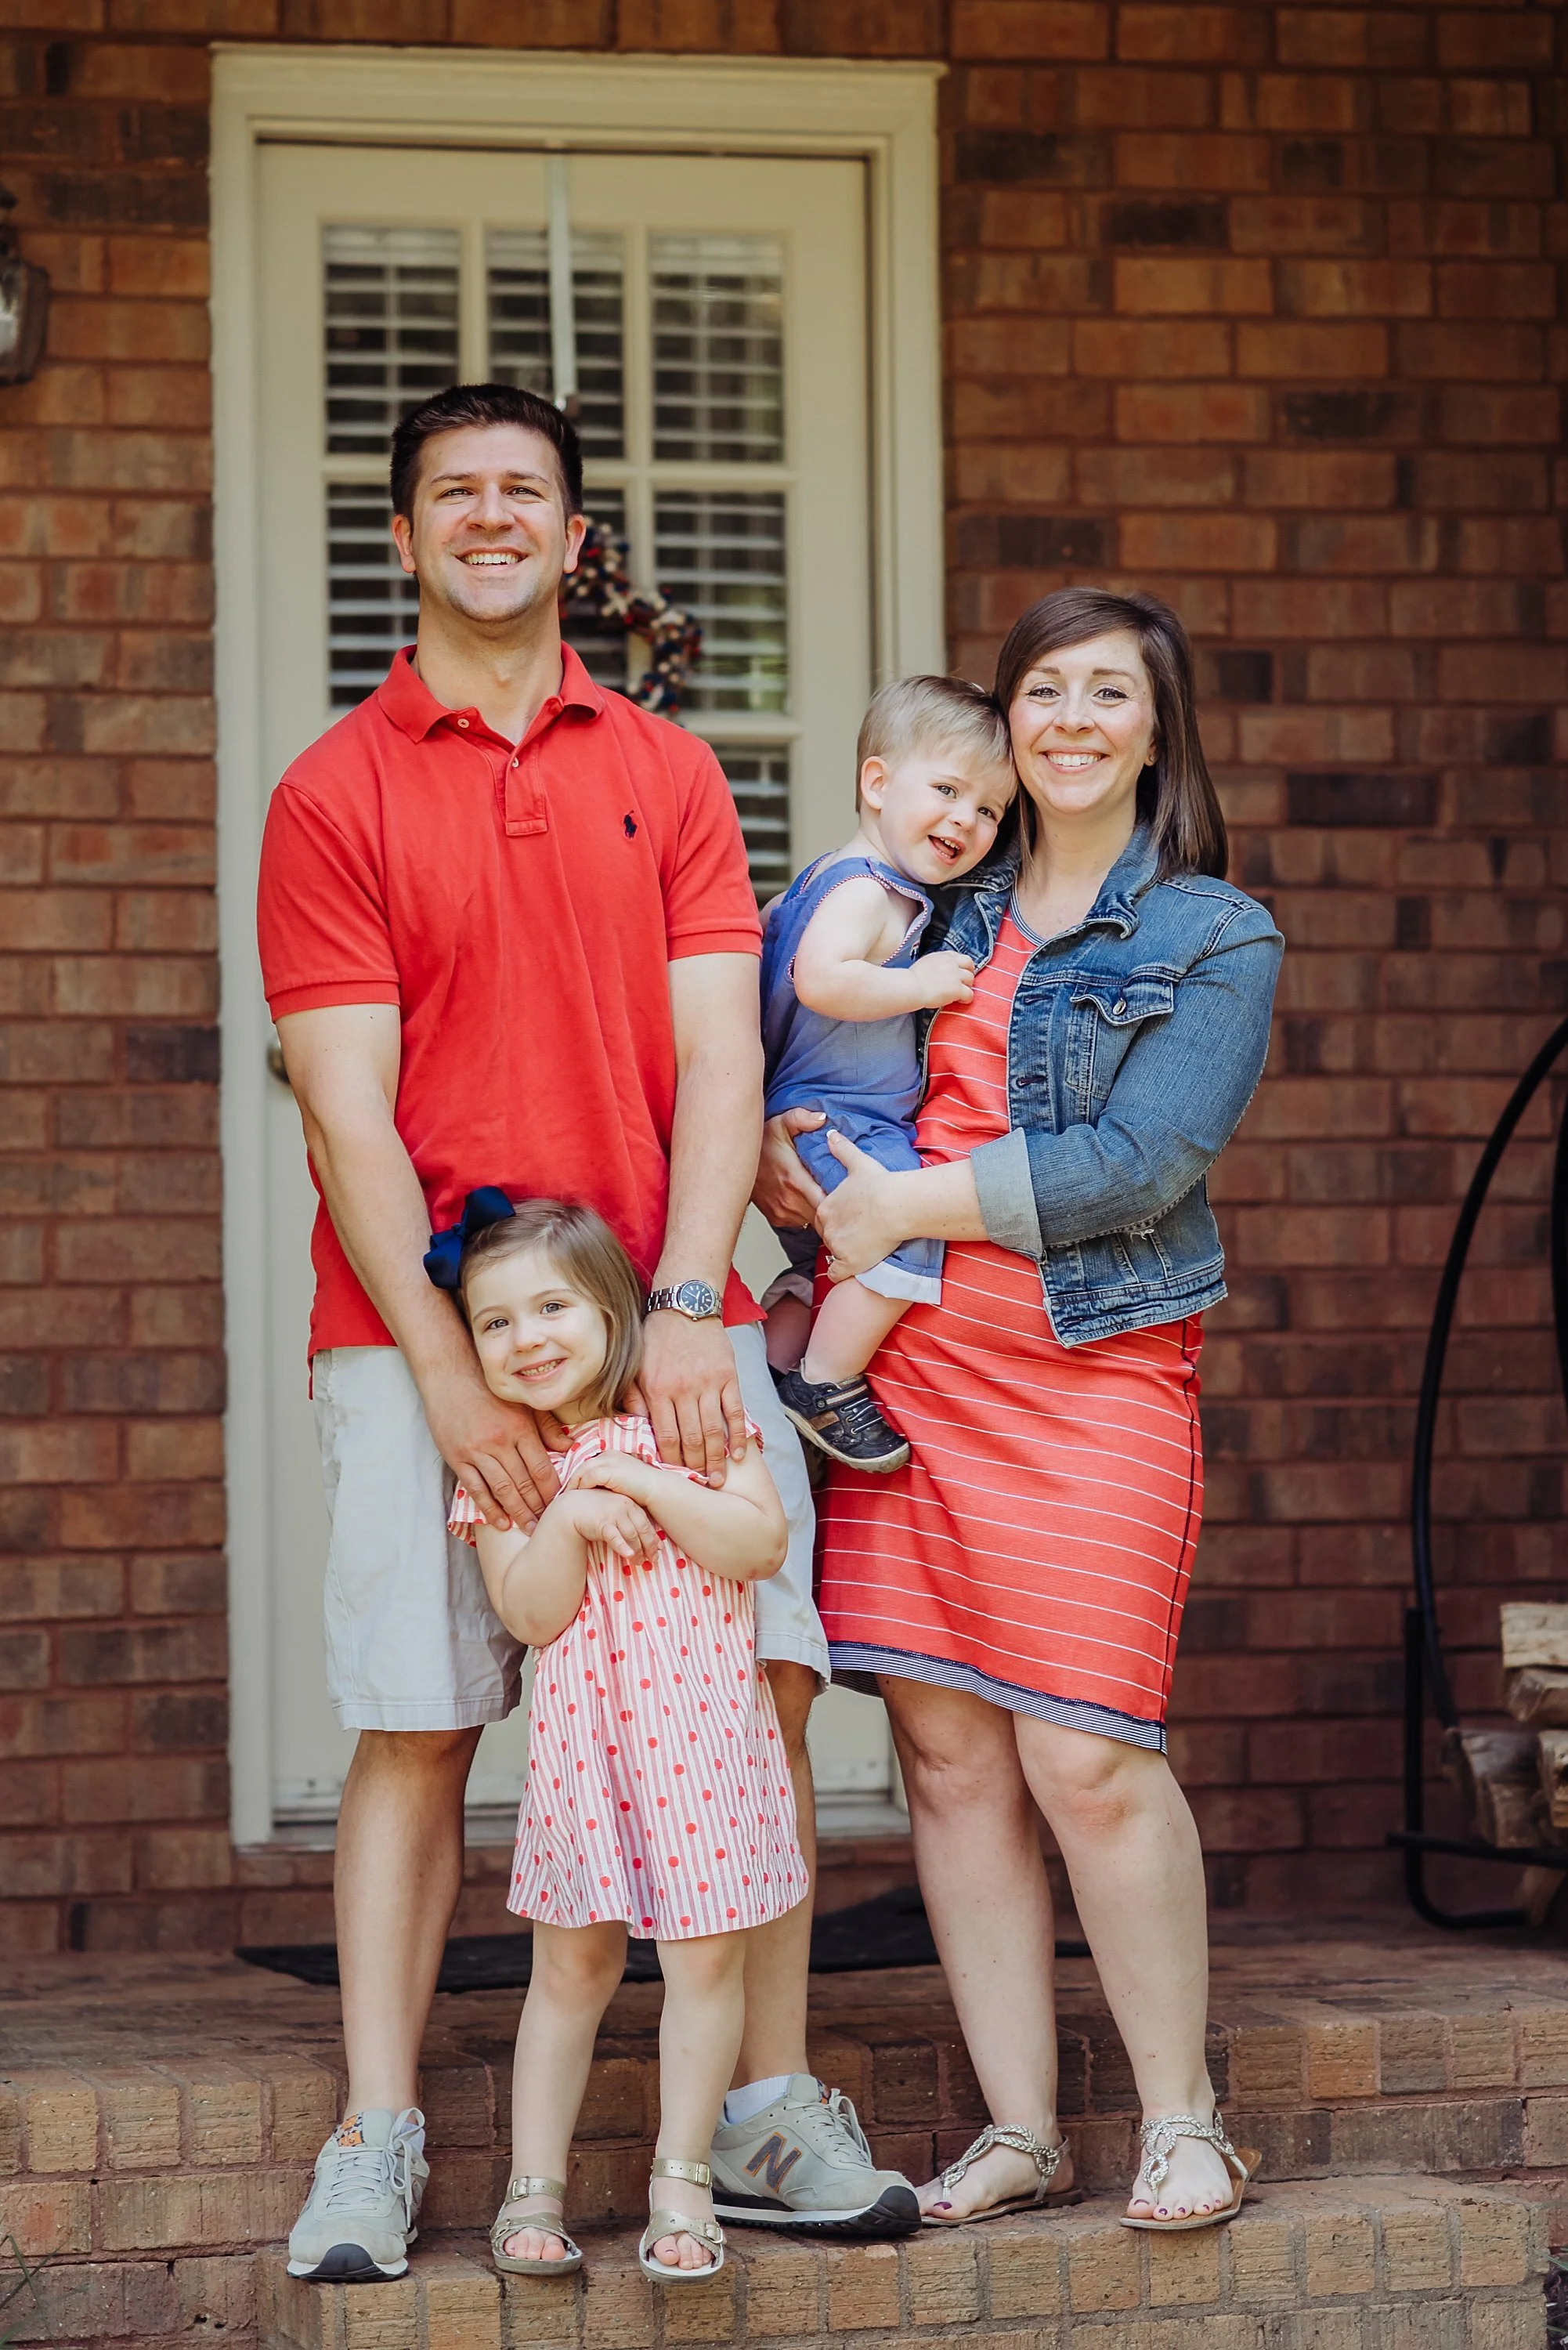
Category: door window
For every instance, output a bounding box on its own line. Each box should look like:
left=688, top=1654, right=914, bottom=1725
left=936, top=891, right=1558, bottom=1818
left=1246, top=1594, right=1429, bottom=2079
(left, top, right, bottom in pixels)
left=298, top=168, right=855, bottom=894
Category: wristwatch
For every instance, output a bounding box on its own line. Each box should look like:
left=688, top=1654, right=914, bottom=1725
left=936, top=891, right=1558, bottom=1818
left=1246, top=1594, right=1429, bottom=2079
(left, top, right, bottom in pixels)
left=645, top=1278, right=723, bottom=1321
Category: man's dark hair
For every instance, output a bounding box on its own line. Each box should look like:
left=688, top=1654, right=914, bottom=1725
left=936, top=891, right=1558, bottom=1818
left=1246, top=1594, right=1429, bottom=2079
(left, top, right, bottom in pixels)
left=389, top=383, right=583, bottom=520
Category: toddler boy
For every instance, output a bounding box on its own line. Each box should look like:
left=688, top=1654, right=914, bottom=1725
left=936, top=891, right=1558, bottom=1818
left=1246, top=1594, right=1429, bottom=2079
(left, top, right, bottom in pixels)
left=761, top=676, right=1016, bottom=1470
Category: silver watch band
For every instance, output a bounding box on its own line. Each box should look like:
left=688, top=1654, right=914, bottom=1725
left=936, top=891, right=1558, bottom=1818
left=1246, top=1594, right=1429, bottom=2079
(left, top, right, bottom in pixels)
left=645, top=1281, right=722, bottom=1320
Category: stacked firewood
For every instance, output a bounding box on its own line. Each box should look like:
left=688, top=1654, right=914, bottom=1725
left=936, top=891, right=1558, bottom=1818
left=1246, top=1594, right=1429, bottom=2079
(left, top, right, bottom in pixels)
left=1441, top=1605, right=1568, bottom=1923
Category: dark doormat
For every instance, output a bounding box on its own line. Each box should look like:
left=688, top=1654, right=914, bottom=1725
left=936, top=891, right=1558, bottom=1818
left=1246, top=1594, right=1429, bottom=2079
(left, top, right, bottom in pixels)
left=238, top=1884, right=1089, bottom=1994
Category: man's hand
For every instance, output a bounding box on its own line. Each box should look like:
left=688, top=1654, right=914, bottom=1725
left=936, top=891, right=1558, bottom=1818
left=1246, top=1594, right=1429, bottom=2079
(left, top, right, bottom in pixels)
left=421, top=1361, right=559, bottom=1533
left=634, top=1313, right=746, bottom=1487
left=911, top=950, right=977, bottom=1010
left=751, top=1107, right=827, bottom=1228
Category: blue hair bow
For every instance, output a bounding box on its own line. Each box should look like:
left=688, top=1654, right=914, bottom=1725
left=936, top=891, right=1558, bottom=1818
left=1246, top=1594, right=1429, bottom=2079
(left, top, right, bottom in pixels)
left=423, top=1186, right=516, bottom=1292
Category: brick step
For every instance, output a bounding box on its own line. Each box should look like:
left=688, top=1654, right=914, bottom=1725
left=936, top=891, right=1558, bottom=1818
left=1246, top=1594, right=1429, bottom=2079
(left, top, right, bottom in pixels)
left=410, top=1943, right=1568, bottom=2224
left=254, top=2176, right=1559, bottom=2350
left=405, top=2072, right=1568, bottom=2236
left=9, top=1940, right=1568, bottom=2261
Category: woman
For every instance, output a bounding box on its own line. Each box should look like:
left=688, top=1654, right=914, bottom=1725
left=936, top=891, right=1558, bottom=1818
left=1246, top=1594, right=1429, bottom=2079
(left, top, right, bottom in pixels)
left=757, top=588, right=1282, bottom=2231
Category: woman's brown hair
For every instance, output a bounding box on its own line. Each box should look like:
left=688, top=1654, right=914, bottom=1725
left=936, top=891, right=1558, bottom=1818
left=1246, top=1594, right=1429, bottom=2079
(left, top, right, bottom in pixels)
left=459, top=1198, right=643, bottom=1419
left=992, top=587, right=1227, bottom=880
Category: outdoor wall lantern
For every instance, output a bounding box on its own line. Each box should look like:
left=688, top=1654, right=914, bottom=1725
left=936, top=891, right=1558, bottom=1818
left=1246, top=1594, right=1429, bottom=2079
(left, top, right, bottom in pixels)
left=0, top=187, right=49, bottom=386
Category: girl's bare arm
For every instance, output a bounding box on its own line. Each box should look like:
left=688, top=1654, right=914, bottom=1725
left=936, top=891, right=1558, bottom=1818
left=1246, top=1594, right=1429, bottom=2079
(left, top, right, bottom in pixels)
left=570, top=1440, right=788, bottom=1582
left=475, top=1485, right=660, bottom=1645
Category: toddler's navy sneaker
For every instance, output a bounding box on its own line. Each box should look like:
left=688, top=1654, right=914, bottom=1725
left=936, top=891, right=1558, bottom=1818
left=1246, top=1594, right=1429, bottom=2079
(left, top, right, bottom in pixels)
left=771, top=1367, right=910, bottom=1473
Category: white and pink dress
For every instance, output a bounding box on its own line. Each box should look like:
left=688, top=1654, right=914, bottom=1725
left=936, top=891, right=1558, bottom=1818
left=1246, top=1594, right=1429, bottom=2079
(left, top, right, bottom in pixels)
left=450, top=1414, right=805, bottom=1940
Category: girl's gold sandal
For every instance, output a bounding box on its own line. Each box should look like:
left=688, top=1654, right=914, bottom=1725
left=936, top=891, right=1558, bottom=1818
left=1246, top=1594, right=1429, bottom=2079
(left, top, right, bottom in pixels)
left=638, top=2156, right=726, bottom=2283
left=490, top=2174, right=584, bottom=2276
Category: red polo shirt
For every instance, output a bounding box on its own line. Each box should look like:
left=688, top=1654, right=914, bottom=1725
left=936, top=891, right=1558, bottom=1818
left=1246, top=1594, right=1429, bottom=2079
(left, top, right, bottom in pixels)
left=257, top=645, right=764, bottom=1357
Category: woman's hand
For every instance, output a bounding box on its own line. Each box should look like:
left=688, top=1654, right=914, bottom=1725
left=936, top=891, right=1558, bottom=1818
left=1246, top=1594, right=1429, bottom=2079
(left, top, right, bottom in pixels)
left=816, top=1133, right=919, bottom=1280
left=751, top=1107, right=827, bottom=1228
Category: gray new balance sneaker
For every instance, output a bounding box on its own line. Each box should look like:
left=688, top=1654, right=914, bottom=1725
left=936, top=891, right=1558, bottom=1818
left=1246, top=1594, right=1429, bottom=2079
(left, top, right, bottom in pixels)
left=287, top=2107, right=428, bottom=2283
left=710, top=2076, right=919, bottom=2237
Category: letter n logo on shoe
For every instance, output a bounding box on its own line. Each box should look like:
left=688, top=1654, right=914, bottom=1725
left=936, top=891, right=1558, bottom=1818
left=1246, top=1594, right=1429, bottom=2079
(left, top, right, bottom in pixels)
left=745, top=2132, right=803, bottom=2193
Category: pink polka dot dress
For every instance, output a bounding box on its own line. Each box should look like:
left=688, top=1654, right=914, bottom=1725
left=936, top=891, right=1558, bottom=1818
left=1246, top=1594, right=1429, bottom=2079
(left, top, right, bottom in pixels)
left=461, top=1415, right=805, bottom=1941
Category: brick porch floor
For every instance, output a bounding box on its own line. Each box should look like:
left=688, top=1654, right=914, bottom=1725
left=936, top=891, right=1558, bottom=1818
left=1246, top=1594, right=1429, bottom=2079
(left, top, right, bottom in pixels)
left=2, top=1915, right=1564, bottom=2345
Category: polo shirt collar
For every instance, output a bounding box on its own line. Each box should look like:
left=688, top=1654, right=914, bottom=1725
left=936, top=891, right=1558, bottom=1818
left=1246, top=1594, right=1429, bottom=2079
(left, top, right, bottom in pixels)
left=375, top=641, right=606, bottom=743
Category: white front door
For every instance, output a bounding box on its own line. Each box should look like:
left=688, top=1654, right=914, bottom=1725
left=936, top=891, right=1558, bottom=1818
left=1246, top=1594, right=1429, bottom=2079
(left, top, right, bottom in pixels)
left=251, top=139, right=897, bottom=1826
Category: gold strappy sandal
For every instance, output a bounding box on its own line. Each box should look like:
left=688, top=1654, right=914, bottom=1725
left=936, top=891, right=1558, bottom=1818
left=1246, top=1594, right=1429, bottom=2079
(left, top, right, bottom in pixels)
left=638, top=2156, right=726, bottom=2283
left=921, top=2121, right=1082, bottom=2225
left=1118, top=2111, right=1258, bottom=2233
left=490, top=2173, right=584, bottom=2276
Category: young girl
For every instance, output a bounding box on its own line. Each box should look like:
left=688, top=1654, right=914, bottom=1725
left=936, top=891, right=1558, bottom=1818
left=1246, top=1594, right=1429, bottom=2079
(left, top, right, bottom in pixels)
left=444, top=1196, right=804, bottom=2286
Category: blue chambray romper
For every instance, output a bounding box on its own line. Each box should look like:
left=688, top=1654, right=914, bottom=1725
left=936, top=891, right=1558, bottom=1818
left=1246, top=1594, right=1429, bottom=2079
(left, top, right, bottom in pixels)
left=761, top=851, right=943, bottom=1307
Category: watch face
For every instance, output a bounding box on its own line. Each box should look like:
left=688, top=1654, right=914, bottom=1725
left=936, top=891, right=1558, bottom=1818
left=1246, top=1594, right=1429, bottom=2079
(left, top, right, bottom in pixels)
left=675, top=1279, right=720, bottom=1318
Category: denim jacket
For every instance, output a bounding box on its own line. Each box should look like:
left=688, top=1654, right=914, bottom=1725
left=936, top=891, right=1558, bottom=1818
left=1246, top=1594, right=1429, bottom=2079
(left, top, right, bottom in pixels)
left=930, top=825, right=1284, bottom=1346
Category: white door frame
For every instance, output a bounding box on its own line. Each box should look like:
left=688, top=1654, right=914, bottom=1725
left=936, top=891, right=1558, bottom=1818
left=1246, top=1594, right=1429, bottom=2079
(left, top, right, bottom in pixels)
left=210, top=45, right=945, bottom=1846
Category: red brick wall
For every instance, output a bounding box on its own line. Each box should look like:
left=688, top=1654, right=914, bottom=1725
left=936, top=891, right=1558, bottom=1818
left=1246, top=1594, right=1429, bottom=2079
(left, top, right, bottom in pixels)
left=0, top=0, right=1563, bottom=1950
left=935, top=2, right=1568, bottom=1911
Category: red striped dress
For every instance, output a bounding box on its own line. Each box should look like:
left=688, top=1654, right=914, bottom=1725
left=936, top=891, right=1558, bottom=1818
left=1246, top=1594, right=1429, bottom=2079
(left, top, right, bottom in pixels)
left=457, top=1415, right=805, bottom=1938
left=815, top=911, right=1203, bottom=1751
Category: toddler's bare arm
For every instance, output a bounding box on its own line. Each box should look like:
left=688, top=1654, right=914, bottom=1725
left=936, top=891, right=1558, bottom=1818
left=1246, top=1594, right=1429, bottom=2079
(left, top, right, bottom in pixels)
left=793, top=878, right=973, bottom=1020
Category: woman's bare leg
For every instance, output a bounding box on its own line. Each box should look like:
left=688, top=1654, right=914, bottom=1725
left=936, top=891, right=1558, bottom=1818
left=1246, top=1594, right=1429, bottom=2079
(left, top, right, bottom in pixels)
left=881, top=1677, right=1071, bottom=2218
left=1017, top=1719, right=1227, bottom=2221
left=505, top=1920, right=627, bottom=2260
left=651, top=1932, right=750, bottom=2270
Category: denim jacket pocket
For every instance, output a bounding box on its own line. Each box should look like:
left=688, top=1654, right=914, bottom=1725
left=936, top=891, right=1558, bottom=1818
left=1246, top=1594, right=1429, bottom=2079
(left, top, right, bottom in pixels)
left=1066, top=974, right=1175, bottom=1117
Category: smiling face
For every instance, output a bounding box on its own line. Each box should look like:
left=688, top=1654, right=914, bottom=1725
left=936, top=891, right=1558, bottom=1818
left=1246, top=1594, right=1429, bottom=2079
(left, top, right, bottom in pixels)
left=391, top=422, right=587, bottom=632
left=1007, top=629, right=1158, bottom=838
left=464, top=1242, right=612, bottom=1425
left=859, top=743, right=1017, bottom=888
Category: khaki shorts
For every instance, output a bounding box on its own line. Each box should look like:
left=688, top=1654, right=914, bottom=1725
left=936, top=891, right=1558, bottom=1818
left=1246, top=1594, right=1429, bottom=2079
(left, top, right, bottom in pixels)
left=312, top=1322, right=828, bottom=1733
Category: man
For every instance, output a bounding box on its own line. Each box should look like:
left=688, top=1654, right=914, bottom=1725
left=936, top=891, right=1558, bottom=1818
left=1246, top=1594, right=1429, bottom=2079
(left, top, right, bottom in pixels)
left=257, top=383, right=916, bottom=2283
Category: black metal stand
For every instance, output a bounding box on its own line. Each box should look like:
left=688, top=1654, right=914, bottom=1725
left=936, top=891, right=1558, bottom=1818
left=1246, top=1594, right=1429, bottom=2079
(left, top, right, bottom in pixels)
left=1389, top=1015, right=1568, bottom=1928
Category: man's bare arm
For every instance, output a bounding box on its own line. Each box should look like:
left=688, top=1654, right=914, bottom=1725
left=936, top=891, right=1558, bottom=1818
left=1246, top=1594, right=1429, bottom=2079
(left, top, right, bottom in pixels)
left=638, top=953, right=764, bottom=1485
left=276, top=1003, right=556, bottom=1529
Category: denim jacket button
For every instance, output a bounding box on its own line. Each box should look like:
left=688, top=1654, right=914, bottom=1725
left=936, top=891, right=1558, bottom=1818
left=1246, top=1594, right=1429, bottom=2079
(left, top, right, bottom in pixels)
left=1114, top=996, right=1128, bottom=1015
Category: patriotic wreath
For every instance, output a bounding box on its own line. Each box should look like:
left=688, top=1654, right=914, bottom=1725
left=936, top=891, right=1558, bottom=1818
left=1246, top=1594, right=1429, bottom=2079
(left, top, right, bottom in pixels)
left=561, top=515, right=703, bottom=716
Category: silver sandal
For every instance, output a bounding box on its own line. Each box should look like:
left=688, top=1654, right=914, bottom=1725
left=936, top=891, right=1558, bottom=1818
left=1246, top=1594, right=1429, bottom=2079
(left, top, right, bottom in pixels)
left=638, top=2156, right=725, bottom=2283
left=922, top=2121, right=1079, bottom=2226
left=1118, top=2110, right=1258, bottom=2233
left=490, top=2173, right=583, bottom=2276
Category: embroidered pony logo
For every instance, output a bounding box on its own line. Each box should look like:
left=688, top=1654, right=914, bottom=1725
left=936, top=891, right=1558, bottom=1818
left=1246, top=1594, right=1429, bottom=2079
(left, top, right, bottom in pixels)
left=623, top=813, right=638, bottom=838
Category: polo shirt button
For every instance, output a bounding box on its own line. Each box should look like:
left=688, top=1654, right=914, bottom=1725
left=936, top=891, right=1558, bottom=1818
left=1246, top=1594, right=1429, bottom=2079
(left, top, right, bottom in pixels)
left=456, top=717, right=469, bottom=728
left=511, top=757, right=518, bottom=768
